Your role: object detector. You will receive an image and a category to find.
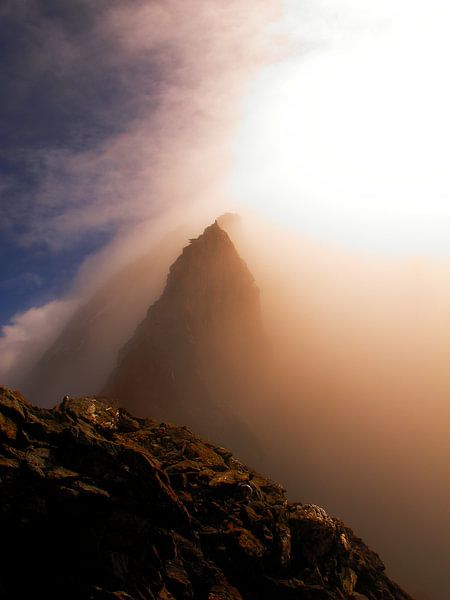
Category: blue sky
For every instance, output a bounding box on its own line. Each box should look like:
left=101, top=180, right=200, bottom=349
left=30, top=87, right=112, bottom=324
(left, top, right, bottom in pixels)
left=0, top=1, right=152, bottom=327
left=2, top=0, right=449, bottom=333
left=0, top=0, right=275, bottom=334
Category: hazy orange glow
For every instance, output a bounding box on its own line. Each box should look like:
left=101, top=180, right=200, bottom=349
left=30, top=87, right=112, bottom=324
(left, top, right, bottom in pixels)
left=227, top=215, right=450, bottom=599
left=1, top=2, right=449, bottom=598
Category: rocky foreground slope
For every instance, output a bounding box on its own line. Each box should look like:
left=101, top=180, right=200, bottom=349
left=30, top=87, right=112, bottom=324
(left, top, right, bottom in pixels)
left=0, top=387, right=412, bottom=600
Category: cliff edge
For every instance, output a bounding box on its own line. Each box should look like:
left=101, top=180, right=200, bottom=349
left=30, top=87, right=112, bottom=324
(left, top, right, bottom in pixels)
left=106, top=221, right=266, bottom=461
left=0, top=387, right=412, bottom=600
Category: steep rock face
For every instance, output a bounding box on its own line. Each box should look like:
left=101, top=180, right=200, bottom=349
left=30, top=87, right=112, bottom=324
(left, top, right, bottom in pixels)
left=0, top=387, right=413, bottom=600
left=106, top=222, right=266, bottom=457
left=15, top=228, right=189, bottom=407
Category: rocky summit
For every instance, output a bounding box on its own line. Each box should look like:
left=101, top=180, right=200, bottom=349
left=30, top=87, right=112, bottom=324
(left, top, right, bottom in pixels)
left=106, top=221, right=267, bottom=461
left=0, top=387, right=412, bottom=600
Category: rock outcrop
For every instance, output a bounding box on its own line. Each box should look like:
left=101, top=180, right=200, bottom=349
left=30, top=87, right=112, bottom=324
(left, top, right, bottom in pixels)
left=106, top=221, right=267, bottom=460
left=0, top=386, right=412, bottom=600
left=14, top=227, right=190, bottom=407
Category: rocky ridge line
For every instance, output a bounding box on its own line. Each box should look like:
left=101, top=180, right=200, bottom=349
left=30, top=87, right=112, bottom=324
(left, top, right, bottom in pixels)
left=0, top=387, right=412, bottom=600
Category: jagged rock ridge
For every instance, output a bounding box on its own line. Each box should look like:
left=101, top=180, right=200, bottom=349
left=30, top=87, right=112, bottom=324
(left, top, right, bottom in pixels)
left=0, top=387, right=412, bottom=600
left=16, top=227, right=189, bottom=407
left=107, top=221, right=266, bottom=459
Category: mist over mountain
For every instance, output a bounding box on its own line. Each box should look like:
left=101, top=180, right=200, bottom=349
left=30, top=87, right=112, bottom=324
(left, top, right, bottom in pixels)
left=1, top=215, right=448, bottom=598
left=2, top=2, right=449, bottom=599
left=106, top=220, right=268, bottom=464
left=16, top=227, right=190, bottom=407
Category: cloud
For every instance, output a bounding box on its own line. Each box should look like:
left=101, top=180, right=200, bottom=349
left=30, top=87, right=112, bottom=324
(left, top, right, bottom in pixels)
left=1, top=0, right=281, bottom=248
left=230, top=0, right=450, bottom=254
left=1, top=5, right=449, bottom=598
left=0, top=0, right=282, bottom=379
left=0, top=299, right=78, bottom=384
left=0, top=271, right=44, bottom=291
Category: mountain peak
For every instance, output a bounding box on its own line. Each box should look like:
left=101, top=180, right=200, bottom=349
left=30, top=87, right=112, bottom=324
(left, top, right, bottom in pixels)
left=187, top=220, right=222, bottom=243
left=163, top=220, right=257, bottom=312
left=192, top=218, right=223, bottom=236
left=106, top=220, right=265, bottom=459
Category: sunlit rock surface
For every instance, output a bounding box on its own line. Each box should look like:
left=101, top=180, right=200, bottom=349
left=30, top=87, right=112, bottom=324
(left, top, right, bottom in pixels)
left=0, top=387, right=412, bottom=600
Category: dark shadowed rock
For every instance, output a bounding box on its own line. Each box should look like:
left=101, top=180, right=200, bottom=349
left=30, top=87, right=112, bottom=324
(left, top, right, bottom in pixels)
left=0, top=387, right=413, bottom=600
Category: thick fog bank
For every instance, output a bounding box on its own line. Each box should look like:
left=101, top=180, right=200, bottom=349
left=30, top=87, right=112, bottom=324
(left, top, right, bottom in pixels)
left=2, top=213, right=448, bottom=599
left=229, top=216, right=450, bottom=600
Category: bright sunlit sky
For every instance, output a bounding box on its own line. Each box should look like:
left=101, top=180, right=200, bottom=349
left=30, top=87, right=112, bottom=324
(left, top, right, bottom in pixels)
left=1, top=0, right=449, bottom=330
left=231, top=0, right=450, bottom=254
left=1, top=5, right=448, bottom=598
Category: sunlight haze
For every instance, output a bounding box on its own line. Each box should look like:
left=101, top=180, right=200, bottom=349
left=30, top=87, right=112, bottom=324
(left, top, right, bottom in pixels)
left=231, top=0, right=450, bottom=254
